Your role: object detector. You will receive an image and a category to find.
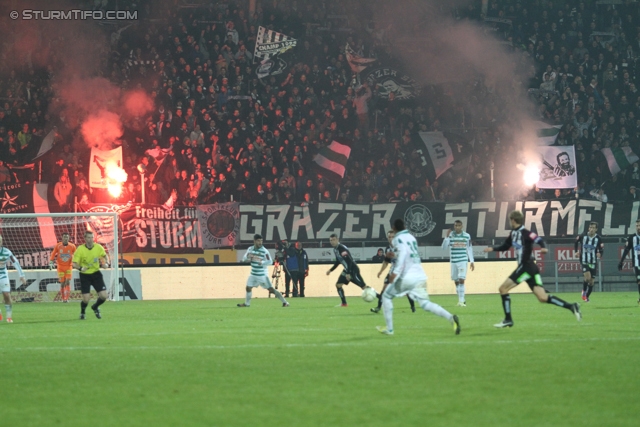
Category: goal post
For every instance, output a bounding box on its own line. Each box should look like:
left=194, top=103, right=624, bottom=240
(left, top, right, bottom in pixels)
left=0, top=212, right=120, bottom=302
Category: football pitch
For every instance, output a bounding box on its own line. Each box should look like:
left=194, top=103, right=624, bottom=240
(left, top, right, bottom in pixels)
left=2, top=293, right=638, bottom=427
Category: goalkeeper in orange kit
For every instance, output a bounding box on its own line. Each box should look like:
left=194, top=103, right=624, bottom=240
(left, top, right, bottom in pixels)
left=50, top=232, right=76, bottom=303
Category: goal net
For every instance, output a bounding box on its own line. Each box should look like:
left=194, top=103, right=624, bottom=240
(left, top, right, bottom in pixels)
left=0, top=212, right=120, bottom=302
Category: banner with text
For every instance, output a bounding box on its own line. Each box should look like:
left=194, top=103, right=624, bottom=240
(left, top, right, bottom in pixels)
left=10, top=200, right=640, bottom=254
left=196, top=202, right=241, bottom=249
left=119, top=204, right=201, bottom=253
left=237, top=200, right=640, bottom=244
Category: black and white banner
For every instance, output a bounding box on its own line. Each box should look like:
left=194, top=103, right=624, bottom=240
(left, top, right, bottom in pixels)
left=256, top=56, right=288, bottom=79
left=412, top=131, right=473, bottom=180
left=253, top=26, right=297, bottom=63
left=237, top=200, right=640, bottom=244
left=345, top=43, right=377, bottom=73
left=118, top=204, right=200, bottom=253
left=0, top=183, right=58, bottom=265
left=417, top=132, right=455, bottom=179
left=8, top=190, right=640, bottom=252
left=363, top=67, right=419, bottom=100
left=537, top=145, right=578, bottom=189
left=197, top=202, right=241, bottom=249
left=1, top=182, right=34, bottom=214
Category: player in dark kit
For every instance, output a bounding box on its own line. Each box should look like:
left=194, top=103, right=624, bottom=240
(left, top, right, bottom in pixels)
left=371, top=230, right=415, bottom=313
left=483, top=210, right=582, bottom=328
left=575, top=222, right=604, bottom=302
left=326, top=234, right=372, bottom=307
left=618, top=219, right=640, bottom=305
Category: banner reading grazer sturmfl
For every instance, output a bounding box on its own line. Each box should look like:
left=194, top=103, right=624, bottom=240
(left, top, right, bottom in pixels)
left=536, top=145, right=578, bottom=189
left=236, top=200, right=640, bottom=244
left=197, top=202, right=240, bottom=249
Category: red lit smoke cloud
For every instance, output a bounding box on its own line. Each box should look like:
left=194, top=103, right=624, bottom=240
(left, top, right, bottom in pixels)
left=124, top=91, right=155, bottom=118
left=0, top=0, right=145, bottom=151
left=80, top=110, right=123, bottom=150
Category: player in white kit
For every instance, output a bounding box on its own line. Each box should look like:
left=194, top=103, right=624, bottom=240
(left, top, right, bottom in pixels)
left=442, top=220, right=475, bottom=306
left=0, top=235, right=27, bottom=323
left=237, top=234, right=289, bottom=307
left=377, top=220, right=460, bottom=335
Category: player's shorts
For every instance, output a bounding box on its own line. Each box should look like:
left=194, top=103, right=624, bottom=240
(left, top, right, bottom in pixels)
left=509, top=261, right=543, bottom=291
left=383, top=277, right=429, bottom=301
left=79, top=271, right=107, bottom=294
left=246, top=274, right=273, bottom=289
left=581, top=262, right=597, bottom=276
left=336, top=268, right=367, bottom=289
left=57, top=268, right=73, bottom=282
left=0, top=277, right=10, bottom=293
left=634, top=267, right=640, bottom=283
left=450, top=262, right=468, bottom=281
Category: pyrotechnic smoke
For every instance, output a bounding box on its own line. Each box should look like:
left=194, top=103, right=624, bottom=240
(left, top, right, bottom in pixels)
left=81, top=110, right=123, bottom=150
left=369, top=0, right=533, bottom=115
left=124, top=90, right=155, bottom=118
left=361, top=0, right=543, bottom=190
left=0, top=0, right=146, bottom=154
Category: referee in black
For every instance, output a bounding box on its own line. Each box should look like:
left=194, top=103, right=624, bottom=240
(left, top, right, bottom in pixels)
left=72, top=230, right=110, bottom=320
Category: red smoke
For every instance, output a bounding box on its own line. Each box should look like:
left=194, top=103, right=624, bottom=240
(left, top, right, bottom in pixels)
left=80, top=111, right=123, bottom=150
left=124, top=91, right=154, bottom=117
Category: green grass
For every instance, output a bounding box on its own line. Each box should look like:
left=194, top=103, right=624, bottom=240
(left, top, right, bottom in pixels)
left=1, top=293, right=638, bottom=427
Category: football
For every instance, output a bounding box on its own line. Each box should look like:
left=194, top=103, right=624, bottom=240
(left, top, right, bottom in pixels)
left=362, top=287, right=377, bottom=303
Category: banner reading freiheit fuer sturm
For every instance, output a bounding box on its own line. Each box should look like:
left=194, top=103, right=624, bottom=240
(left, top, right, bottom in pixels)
left=119, top=204, right=201, bottom=253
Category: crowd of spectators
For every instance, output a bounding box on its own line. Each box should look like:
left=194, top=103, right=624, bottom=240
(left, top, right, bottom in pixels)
left=0, top=0, right=639, bottom=211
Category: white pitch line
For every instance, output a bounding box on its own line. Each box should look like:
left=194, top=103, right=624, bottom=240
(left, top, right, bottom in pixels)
left=2, top=336, right=639, bottom=352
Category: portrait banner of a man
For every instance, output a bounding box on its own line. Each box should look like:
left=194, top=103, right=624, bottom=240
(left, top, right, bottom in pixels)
left=537, top=145, right=578, bottom=189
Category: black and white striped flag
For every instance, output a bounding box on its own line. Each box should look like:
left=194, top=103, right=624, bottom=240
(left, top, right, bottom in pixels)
left=312, top=138, right=352, bottom=184
left=253, top=26, right=297, bottom=64
left=345, top=43, right=376, bottom=73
